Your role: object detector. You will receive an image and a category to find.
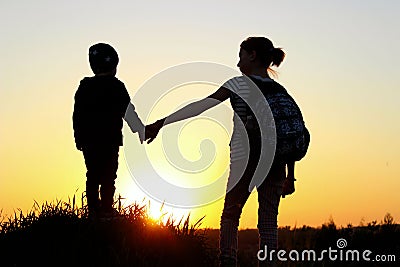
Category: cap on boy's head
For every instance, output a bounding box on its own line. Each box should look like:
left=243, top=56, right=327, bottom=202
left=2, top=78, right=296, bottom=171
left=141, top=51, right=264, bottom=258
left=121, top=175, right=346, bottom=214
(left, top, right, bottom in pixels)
left=88, top=43, right=119, bottom=74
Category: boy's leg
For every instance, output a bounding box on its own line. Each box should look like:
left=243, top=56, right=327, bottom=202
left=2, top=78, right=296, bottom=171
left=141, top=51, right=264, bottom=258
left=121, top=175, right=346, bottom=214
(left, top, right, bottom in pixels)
left=86, top=181, right=100, bottom=214
left=99, top=146, right=119, bottom=213
left=82, top=148, right=101, bottom=215
left=257, top=162, right=285, bottom=266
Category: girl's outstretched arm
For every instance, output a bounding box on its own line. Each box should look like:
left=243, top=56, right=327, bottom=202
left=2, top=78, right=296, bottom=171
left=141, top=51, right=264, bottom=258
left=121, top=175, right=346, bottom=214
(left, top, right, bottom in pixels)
left=165, top=87, right=230, bottom=125
left=146, top=86, right=230, bottom=143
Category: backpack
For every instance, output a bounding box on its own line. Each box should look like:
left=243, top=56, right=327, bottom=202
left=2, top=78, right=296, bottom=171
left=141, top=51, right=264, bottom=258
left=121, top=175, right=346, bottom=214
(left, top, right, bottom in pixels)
left=249, top=78, right=310, bottom=162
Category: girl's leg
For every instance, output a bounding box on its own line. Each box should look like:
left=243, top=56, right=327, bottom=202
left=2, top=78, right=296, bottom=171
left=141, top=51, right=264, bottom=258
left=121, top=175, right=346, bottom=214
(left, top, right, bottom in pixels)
left=220, top=189, right=250, bottom=266
left=257, top=163, right=285, bottom=266
left=219, top=159, right=254, bottom=267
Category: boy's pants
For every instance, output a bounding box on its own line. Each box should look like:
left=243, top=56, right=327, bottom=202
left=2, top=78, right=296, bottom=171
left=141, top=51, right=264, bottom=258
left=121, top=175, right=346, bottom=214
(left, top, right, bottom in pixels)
left=82, top=145, right=119, bottom=213
left=219, top=143, right=285, bottom=267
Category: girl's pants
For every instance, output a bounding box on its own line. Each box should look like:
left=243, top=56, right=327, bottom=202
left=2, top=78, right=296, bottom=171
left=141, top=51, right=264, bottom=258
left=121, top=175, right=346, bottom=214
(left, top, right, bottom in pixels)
left=219, top=149, right=285, bottom=266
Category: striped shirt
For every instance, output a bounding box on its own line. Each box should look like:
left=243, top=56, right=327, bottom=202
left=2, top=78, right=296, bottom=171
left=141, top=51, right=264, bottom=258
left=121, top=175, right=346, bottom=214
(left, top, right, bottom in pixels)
left=223, top=76, right=273, bottom=162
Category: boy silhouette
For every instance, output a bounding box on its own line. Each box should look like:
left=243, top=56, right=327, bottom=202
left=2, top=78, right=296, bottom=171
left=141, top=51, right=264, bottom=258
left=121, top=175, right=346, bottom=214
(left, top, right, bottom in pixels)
left=73, top=43, right=144, bottom=217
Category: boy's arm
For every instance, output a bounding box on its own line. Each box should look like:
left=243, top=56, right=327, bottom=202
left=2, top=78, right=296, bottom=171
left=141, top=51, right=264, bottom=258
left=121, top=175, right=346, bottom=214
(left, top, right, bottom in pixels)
left=72, top=88, right=83, bottom=151
left=124, top=102, right=145, bottom=143
left=119, top=81, right=145, bottom=143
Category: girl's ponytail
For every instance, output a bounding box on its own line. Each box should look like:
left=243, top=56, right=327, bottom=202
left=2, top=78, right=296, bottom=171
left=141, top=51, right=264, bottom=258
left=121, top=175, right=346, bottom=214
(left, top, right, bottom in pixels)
left=271, top=47, right=285, bottom=67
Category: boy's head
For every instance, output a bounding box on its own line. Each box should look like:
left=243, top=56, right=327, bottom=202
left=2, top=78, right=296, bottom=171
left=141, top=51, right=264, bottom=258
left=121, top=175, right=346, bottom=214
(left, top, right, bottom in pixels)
left=88, top=43, right=119, bottom=75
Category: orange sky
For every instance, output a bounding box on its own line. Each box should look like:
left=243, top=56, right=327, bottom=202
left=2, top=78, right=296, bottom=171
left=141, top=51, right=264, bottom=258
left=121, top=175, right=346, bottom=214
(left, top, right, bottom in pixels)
left=1, top=1, right=400, bottom=229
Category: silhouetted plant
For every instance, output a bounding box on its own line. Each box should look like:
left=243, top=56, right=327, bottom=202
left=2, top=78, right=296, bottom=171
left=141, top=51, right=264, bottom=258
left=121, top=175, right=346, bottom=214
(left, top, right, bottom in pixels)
left=0, top=196, right=214, bottom=267
left=1, top=200, right=399, bottom=267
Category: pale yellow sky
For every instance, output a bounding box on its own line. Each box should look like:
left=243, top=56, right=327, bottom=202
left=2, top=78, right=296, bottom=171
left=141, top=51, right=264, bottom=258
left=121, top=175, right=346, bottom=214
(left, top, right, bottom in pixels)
left=1, top=1, right=399, bottom=228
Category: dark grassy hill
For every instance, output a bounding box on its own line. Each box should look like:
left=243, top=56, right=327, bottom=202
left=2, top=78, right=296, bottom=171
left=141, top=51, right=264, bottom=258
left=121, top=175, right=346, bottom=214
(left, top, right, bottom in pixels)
left=1, top=199, right=399, bottom=267
left=0, top=200, right=215, bottom=267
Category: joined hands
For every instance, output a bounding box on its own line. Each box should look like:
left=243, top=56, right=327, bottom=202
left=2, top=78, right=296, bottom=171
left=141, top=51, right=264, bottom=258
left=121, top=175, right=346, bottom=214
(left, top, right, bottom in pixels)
left=145, top=118, right=165, bottom=144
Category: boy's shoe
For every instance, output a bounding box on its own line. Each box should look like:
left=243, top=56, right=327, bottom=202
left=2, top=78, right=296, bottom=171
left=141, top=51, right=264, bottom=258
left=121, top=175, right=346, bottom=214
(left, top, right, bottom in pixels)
left=88, top=210, right=98, bottom=221
left=98, top=207, right=123, bottom=221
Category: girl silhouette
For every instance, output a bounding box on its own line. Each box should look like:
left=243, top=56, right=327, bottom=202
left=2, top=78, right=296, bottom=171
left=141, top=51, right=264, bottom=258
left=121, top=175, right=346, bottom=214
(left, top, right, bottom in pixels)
left=146, top=37, right=297, bottom=266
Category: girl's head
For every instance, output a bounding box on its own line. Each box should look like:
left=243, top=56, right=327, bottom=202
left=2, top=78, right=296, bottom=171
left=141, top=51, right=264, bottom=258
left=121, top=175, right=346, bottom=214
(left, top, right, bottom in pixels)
left=237, top=37, right=285, bottom=76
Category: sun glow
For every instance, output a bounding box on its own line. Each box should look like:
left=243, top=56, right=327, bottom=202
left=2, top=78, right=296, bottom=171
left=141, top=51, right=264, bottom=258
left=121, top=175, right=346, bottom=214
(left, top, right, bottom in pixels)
left=143, top=200, right=191, bottom=224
